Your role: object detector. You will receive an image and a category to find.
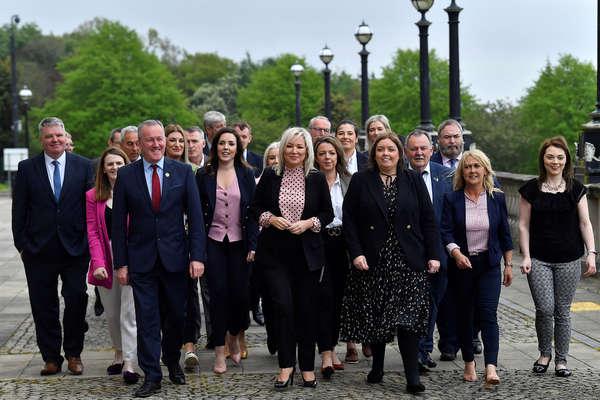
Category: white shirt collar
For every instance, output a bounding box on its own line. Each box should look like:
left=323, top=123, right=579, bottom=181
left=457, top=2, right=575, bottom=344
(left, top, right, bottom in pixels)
left=143, top=156, right=164, bottom=170
left=44, top=151, right=66, bottom=166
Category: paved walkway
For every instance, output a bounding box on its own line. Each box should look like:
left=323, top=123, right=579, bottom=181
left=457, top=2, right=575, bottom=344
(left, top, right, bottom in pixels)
left=1, top=197, right=600, bottom=398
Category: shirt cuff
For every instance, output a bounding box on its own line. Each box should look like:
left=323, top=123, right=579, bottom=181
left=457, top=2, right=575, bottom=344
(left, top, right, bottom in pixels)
left=310, top=217, right=321, bottom=233
left=446, top=243, right=460, bottom=255
left=259, top=212, right=274, bottom=228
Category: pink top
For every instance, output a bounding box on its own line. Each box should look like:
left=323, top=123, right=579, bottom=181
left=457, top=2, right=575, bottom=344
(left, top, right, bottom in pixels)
left=259, top=167, right=321, bottom=232
left=86, top=188, right=114, bottom=289
left=447, top=191, right=489, bottom=255
left=208, top=176, right=243, bottom=242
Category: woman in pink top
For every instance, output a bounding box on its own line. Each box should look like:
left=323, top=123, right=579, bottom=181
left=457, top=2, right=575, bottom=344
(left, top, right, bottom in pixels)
left=196, top=127, right=259, bottom=374
left=86, top=146, right=139, bottom=384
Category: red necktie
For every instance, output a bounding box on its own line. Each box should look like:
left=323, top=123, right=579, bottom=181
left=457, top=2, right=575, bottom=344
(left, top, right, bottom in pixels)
left=151, top=164, right=161, bottom=213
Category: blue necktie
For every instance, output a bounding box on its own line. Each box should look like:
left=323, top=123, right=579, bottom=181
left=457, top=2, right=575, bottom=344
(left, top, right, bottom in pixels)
left=52, top=160, right=61, bottom=201
left=450, top=159, right=457, bottom=170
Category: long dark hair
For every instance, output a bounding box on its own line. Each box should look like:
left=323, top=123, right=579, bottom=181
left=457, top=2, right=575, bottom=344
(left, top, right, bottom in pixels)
left=94, top=146, right=130, bottom=201
left=204, top=127, right=251, bottom=175
left=537, top=135, right=573, bottom=191
left=368, top=132, right=404, bottom=173
left=313, top=136, right=351, bottom=178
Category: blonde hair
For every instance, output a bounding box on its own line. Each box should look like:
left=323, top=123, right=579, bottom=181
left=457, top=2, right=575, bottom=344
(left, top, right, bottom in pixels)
left=276, top=127, right=315, bottom=177
left=453, top=149, right=501, bottom=196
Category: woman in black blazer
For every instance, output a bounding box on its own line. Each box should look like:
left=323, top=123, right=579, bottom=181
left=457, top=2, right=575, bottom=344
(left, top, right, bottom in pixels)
left=196, top=127, right=258, bottom=374
left=340, top=132, right=440, bottom=395
left=441, top=149, right=513, bottom=385
left=251, top=127, right=334, bottom=390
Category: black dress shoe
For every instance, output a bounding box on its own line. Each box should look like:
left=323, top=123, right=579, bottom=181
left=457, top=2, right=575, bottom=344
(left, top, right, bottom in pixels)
left=167, top=363, right=186, bottom=385
left=252, top=305, right=265, bottom=326
left=302, top=376, right=318, bottom=388
left=406, top=382, right=426, bottom=394
left=473, top=341, right=482, bottom=355
left=94, top=288, right=104, bottom=316
left=555, top=367, right=572, bottom=377
left=366, top=369, right=384, bottom=383
left=422, top=354, right=437, bottom=368
left=440, top=352, right=457, bottom=361
left=134, top=380, right=161, bottom=398
left=123, top=370, right=140, bottom=385
left=107, top=362, right=123, bottom=375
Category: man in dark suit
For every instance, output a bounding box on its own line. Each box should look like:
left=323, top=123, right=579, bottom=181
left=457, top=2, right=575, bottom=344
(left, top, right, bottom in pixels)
left=431, top=119, right=463, bottom=170
left=405, top=129, right=454, bottom=370
left=202, top=110, right=226, bottom=156
left=112, top=120, right=206, bottom=398
left=12, top=117, right=94, bottom=376
left=234, top=121, right=264, bottom=178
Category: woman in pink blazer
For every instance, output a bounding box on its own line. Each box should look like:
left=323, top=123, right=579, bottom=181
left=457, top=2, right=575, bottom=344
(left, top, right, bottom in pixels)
left=86, top=146, right=139, bottom=384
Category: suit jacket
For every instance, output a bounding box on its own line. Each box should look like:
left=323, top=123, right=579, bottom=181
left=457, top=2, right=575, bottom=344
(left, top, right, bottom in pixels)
left=343, top=168, right=440, bottom=272
left=357, top=151, right=369, bottom=172
left=251, top=167, right=334, bottom=271
left=431, top=151, right=443, bottom=165
left=196, top=164, right=259, bottom=252
left=441, top=189, right=513, bottom=269
left=12, top=152, right=94, bottom=256
left=429, top=162, right=454, bottom=269
left=246, top=150, right=264, bottom=178
left=111, top=158, right=206, bottom=273
left=86, top=188, right=114, bottom=289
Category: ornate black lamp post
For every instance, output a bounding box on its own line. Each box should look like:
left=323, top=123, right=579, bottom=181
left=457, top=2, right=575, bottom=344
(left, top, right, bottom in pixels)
left=319, top=45, right=334, bottom=121
left=290, top=63, right=304, bottom=126
left=10, top=15, right=20, bottom=146
left=355, top=21, right=373, bottom=129
left=411, top=0, right=435, bottom=132
left=445, top=0, right=462, bottom=122
left=19, top=85, right=32, bottom=149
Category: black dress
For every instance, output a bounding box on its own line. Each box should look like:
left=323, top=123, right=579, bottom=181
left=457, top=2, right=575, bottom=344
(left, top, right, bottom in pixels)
left=340, top=181, right=430, bottom=344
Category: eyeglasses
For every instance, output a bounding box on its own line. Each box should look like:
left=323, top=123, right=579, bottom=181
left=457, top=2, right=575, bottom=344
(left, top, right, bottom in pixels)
left=310, top=127, right=330, bottom=134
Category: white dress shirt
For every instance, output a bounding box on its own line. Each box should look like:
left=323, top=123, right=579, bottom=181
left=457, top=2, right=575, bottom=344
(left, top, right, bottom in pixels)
left=347, top=150, right=358, bottom=175
left=441, top=153, right=462, bottom=170
left=409, top=162, right=433, bottom=202
left=326, top=173, right=344, bottom=228
left=44, top=152, right=66, bottom=195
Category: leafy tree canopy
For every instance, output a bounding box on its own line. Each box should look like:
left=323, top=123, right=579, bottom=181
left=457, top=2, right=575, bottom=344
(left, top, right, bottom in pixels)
left=172, top=52, right=238, bottom=98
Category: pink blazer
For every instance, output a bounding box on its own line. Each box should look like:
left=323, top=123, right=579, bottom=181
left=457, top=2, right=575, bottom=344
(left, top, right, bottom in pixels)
left=86, top=188, right=114, bottom=289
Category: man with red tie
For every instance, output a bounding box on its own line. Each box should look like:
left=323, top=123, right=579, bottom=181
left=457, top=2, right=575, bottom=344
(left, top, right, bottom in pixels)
left=112, top=120, right=206, bottom=398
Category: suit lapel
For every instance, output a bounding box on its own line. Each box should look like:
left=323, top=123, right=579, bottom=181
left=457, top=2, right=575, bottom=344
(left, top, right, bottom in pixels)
left=457, top=190, right=467, bottom=250
left=135, top=160, right=153, bottom=209
left=59, top=153, right=74, bottom=203
left=160, top=158, right=173, bottom=211
left=365, top=170, right=387, bottom=221
left=35, top=154, right=57, bottom=204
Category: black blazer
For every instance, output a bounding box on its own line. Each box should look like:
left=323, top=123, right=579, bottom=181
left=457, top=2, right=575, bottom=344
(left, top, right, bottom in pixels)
left=245, top=150, right=264, bottom=178
left=196, top=164, right=259, bottom=252
left=343, top=168, right=440, bottom=272
left=251, top=167, right=334, bottom=271
left=12, top=152, right=94, bottom=256
left=441, top=189, right=513, bottom=268
left=357, top=151, right=369, bottom=172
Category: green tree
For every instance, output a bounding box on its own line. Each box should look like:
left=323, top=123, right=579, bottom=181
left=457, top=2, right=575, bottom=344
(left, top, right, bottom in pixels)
left=171, top=52, right=238, bottom=98
left=519, top=54, right=596, bottom=172
left=0, top=22, right=43, bottom=59
left=237, top=54, right=322, bottom=151
left=370, top=49, right=477, bottom=136
left=36, top=20, right=195, bottom=158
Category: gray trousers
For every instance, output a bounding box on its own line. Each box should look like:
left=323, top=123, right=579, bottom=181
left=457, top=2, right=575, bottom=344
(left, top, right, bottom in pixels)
left=527, top=258, right=580, bottom=364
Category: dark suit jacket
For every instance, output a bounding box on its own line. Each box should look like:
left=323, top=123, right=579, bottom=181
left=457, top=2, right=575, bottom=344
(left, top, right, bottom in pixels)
left=429, top=162, right=454, bottom=269
left=251, top=168, right=334, bottom=272
left=196, top=164, right=259, bottom=252
left=357, top=151, right=369, bottom=172
left=245, top=150, right=264, bottom=178
left=12, top=152, right=94, bottom=256
left=343, top=168, right=440, bottom=272
left=441, top=189, right=513, bottom=268
left=431, top=151, right=443, bottom=165
left=111, top=158, right=206, bottom=273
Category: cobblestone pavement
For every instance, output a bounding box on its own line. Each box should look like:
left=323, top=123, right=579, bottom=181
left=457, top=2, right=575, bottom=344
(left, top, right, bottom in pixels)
left=1, top=197, right=600, bottom=399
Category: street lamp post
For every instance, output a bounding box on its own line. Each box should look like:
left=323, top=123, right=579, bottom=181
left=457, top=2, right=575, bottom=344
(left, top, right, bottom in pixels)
left=19, top=85, right=32, bottom=150
left=578, top=0, right=600, bottom=182
left=319, top=45, right=334, bottom=121
left=290, top=63, right=304, bottom=126
left=355, top=21, right=373, bottom=129
left=445, top=0, right=462, bottom=122
left=10, top=15, right=20, bottom=147
left=411, top=0, right=435, bottom=132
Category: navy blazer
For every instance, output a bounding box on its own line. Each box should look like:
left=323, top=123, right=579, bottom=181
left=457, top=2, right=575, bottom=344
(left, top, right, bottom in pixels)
left=111, top=158, right=206, bottom=273
left=196, top=164, right=259, bottom=252
left=343, top=168, right=440, bottom=272
left=12, top=152, right=94, bottom=256
left=245, top=150, right=264, bottom=178
left=357, top=151, right=369, bottom=172
left=431, top=151, right=443, bottom=165
left=251, top=168, right=334, bottom=272
left=429, top=162, right=454, bottom=269
left=441, top=189, right=513, bottom=269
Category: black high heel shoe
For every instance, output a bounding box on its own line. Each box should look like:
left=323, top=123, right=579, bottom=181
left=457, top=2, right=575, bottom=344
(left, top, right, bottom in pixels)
left=274, top=368, right=295, bottom=390
left=302, top=374, right=318, bottom=388
left=366, top=369, right=384, bottom=384
left=532, top=355, right=552, bottom=374
left=406, top=382, right=426, bottom=394
left=321, top=365, right=334, bottom=380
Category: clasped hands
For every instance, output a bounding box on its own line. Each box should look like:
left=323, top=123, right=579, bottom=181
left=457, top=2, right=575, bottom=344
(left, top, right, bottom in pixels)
left=269, top=216, right=313, bottom=235
left=352, top=255, right=440, bottom=273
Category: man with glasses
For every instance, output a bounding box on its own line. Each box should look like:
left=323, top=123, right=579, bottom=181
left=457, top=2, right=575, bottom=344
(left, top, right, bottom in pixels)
left=308, top=116, right=332, bottom=141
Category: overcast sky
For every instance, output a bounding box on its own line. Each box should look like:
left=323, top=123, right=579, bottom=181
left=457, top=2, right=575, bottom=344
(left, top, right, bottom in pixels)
left=3, top=0, right=597, bottom=104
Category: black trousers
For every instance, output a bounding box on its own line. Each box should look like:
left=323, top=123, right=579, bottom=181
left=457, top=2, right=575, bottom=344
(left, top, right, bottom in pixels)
left=206, top=237, right=250, bottom=347
left=317, top=233, right=348, bottom=353
left=371, top=329, right=420, bottom=385
left=183, top=276, right=201, bottom=344
left=130, top=257, right=187, bottom=382
left=263, top=235, right=320, bottom=371
left=23, top=236, right=88, bottom=365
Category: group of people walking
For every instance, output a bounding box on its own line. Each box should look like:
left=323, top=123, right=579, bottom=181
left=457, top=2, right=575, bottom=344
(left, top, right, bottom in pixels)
left=11, top=112, right=596, bottom=397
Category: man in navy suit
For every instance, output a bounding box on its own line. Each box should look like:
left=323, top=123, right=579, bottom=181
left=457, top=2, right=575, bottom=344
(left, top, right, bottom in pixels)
left=234, top=121, right=264, bottom=178
left=405, top=129, right=454, bottom=371
left=431, top=119, right=463, bottom=170
left=12, top=117, right=94, bottom=376
left=112, top=120, right=206, bottom=398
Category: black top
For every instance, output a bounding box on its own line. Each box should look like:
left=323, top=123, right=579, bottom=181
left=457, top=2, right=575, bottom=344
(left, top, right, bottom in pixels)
left=519, top=178, right=587, bottom=263
left=105, top=205, right=113, bottom=241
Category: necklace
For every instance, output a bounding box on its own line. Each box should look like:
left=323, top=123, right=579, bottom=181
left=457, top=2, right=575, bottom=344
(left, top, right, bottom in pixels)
left=542, top=179, right=565, bottom=193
